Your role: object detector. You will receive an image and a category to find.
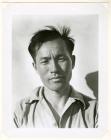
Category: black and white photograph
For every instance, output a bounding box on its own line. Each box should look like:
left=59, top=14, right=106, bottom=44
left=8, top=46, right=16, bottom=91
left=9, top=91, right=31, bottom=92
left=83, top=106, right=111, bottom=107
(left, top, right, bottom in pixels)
left=13, top=15, right=98, bottom=128
left=2, top=2, right=108, bottom=137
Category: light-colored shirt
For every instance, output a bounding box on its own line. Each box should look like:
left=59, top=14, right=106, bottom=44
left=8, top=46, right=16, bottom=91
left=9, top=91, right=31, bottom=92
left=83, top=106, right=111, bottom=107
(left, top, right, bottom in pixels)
left=13, top=86, right=98, bottom=128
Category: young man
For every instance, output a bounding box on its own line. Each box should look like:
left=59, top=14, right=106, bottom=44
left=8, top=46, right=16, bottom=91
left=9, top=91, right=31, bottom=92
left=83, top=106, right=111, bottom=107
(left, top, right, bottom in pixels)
left=13, top=26, right=98, bottom=128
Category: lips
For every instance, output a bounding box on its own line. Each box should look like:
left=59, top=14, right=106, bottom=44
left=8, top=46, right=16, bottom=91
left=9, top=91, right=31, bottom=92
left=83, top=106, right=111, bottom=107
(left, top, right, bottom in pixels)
left=49, top=76, right=64, bottom=82
left=50, top=75, right=63, bottom=79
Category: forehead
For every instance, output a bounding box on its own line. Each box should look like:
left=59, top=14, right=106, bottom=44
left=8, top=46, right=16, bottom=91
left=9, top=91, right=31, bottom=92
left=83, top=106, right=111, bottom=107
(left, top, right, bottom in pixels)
left=36, top=39, right=69, bottom=58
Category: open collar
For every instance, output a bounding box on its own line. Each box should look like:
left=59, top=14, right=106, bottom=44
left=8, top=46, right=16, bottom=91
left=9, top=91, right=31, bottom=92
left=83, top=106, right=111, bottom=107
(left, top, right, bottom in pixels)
left=70, top=86, right=86, bottom=109
left=26, top=86, right=86, bottom=109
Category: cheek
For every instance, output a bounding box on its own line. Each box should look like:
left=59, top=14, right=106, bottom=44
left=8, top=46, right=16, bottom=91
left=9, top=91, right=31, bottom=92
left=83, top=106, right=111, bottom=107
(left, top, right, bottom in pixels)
left=37, top=66, right=49, bottom=79
left=61, top=61, right=72, bottom=73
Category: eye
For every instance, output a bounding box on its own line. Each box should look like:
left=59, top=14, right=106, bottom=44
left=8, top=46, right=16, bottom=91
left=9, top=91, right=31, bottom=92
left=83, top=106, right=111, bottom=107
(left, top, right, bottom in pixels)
left=40, top=59, right=49, bottom=64
left=58, top=56, right=66, bottom=61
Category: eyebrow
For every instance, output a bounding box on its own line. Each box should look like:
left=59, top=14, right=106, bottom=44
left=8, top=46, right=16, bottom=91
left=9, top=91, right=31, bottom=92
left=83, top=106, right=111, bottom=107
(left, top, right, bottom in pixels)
left=39, top=54, right=66, bottom=59
left=39, top=57, right=51, bottom=60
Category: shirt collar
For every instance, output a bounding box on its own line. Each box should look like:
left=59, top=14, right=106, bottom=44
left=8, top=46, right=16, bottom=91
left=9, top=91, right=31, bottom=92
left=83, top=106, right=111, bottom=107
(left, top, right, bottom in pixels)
left=25, top=87, right=44, bottom=104
left=70, top=86, right=86, bottom=109
left=26, top=86, right=86, bottom=109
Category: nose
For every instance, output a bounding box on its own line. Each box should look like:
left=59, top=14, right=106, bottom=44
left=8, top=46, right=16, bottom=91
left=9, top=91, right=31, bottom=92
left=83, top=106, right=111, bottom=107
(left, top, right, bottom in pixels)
left=50, top=59, right=59, bottom=73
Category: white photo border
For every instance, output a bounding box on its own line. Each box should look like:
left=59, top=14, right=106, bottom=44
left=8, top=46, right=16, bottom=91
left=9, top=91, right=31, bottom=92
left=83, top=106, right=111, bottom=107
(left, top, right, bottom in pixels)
left=2, top=2, right=109, bottom=138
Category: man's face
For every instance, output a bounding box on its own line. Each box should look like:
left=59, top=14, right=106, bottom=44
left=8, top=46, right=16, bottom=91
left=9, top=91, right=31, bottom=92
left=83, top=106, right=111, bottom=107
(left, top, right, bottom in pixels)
left=34, top=38, right=75, bottom=92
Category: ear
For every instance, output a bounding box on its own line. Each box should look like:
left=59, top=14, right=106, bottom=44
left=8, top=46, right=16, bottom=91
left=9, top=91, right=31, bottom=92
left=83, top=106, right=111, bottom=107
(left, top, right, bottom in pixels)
left=32, top=62, right=37, bottom=70
left=71, top=55, right=75, bottom=69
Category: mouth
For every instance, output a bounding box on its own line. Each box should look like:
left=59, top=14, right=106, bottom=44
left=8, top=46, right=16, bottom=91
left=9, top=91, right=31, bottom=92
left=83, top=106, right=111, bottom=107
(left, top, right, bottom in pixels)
left=49, top=76, right=64, bottom=82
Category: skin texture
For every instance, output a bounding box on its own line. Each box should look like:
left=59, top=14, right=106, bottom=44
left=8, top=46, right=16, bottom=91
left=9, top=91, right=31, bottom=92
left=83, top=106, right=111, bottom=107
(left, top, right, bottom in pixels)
left=34, top=38, right=75, bottom=94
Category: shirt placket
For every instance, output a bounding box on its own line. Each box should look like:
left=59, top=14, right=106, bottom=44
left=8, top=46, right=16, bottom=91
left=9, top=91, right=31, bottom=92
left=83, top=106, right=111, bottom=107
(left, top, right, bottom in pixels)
left=41, top=97, right=59, bottom=128
left=58, top=98, right=76, bottom=128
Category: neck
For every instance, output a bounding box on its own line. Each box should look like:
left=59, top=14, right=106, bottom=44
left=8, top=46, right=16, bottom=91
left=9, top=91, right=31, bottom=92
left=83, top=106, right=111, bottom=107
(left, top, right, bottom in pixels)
left=44, top=85, right=71, bottom=112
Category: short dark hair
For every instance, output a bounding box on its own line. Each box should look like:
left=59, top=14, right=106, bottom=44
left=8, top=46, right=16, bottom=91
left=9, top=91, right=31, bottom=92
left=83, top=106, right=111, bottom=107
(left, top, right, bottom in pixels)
left=28, top=26, right=75, bottom=62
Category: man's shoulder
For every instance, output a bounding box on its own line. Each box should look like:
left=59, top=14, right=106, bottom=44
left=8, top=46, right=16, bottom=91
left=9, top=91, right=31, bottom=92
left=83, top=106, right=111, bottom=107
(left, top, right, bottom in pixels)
left=81, top=93, right=97, bottom=102
left=76, top=91, right=98, bottom=127
left=83, top=94, right=97, bottom=110
left=20, top=86, right=43, bottom=103
left=13, top=86, right=43, bottom=127
left=14, top=86, right=43, bottom=112
left=74, top=89, right=98, bottom=110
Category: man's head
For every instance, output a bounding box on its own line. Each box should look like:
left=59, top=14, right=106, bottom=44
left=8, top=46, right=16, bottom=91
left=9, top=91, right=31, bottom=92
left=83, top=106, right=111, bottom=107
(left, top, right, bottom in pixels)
left=28, top=26, right=75, bottom=92
left=28, top=26, right=75, bottom=63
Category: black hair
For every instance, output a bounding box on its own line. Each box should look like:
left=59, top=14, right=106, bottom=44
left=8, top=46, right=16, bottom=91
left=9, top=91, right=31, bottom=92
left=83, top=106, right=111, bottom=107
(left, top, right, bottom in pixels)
left=28, top=26, right=75, bottom=62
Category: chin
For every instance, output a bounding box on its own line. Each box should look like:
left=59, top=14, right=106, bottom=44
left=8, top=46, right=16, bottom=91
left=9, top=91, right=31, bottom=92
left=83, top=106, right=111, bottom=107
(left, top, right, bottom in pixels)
left=46, top=84, right=67, bottom=92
